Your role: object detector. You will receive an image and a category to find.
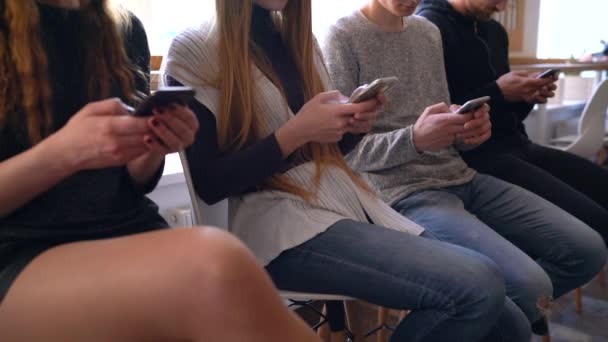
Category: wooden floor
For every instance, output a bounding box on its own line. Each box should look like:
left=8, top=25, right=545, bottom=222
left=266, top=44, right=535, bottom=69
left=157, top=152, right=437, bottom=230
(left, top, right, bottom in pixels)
left=298, top=272, right=608, bottom=341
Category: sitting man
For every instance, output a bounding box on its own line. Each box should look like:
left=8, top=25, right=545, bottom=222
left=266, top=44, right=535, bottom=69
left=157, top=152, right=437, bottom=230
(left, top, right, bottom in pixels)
left=324, top=0, right=607, bottom=337
left=417, top=0, right=608, bottom=243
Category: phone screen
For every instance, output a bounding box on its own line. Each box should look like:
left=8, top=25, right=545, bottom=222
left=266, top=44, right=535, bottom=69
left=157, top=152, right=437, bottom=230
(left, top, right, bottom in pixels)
left=132, top=86, right=195, bottom=116
left=349, top=77, right=398, bottom=103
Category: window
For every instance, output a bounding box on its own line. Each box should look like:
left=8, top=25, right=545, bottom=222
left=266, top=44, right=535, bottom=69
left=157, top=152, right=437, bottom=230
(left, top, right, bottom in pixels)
left=117, top=0, right=367, bottom=55
left=537, top=0, right=607, bottom=59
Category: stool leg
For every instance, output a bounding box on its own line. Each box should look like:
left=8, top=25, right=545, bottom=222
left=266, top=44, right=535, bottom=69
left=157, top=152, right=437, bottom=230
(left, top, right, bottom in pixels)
left=345, top=301, right=361, bottom=339
left=330, top=331, right=346, bottom=342
left=542, top=316, right=552, bottom=342
left=399, top=310, right=410, bottom=321
left=377, top=307, right=388, bottom=342
left=575, top=287, right=583, bottom=314
left=318, top=304, right=331, bottom=342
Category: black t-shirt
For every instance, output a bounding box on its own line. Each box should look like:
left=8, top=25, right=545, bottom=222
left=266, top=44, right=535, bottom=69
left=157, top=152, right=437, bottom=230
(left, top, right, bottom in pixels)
left=0, top=4, right=166, bottom=243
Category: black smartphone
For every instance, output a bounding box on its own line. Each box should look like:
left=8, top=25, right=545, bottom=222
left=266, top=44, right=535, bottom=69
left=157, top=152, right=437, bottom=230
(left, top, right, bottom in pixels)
left=536, top=69, right=560, bottom=79
left=455, top=96, right=491, bottom=114
left=348, top=77, right=398, bottom=103
left=130, top=86, right=195, bottom=117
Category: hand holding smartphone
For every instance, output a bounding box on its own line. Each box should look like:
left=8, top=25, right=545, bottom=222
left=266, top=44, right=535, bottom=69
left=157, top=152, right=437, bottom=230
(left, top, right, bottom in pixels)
left=455, top=96, right=491, bottom=114
left=129, top=86, right=195, bottom=117
left=348, top=77, right=398, bottom=103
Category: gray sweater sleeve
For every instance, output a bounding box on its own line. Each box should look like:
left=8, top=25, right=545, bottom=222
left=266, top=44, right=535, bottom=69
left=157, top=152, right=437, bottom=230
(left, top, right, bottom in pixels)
left=323, top=26, right=422, bottom=173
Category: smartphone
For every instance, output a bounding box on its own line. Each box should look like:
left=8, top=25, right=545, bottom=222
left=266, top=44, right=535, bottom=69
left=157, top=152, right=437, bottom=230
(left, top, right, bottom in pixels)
left=348, top=77, right=398, bottom=103
left=536, top=69, right=560, bottom=79
left=455, top=96, right=491, bottom=114
left=130, top=86, right=195, bottom=117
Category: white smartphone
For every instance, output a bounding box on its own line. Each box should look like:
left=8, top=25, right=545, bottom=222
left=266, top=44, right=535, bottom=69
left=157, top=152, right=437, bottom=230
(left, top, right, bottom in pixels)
left=455, top=96, right=491, bottom=114
left=348, top=77, right=398, bottom=103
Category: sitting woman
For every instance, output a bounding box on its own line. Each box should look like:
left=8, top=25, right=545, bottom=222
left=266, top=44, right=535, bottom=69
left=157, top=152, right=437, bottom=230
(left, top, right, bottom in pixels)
left=163, top=0, right=531, bottom=341
left=0, top=1, right=320, bottom=341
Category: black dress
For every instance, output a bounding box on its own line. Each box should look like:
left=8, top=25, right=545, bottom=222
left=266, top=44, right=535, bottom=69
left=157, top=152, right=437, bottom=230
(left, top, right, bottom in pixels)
left=0, top=4, right=167, bottom=302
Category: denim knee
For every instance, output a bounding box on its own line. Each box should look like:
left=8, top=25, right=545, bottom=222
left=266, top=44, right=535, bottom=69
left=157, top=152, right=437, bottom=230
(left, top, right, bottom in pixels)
left=509, top=265, right=553, bottom=323
left=457, top=256, right=506, bottom=323
left=578, top=231, right=607, bottom=281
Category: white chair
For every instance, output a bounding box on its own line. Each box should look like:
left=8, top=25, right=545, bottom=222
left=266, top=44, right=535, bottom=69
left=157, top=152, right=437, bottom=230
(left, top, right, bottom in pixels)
left=550, top=79, right=608, bottom=160
left=177, top=151, right=362, bottom=340
left=548, top=81, right=608, bottom=316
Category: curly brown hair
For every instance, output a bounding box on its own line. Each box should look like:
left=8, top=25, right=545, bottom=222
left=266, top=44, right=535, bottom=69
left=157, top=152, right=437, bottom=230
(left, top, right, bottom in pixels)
left=0, top=0, right=139, bottom=144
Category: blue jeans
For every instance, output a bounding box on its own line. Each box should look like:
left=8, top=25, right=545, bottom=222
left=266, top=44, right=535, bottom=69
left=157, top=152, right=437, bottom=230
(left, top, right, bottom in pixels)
left=266, top=220, right=531, bottom=342
left=393, top=173, right=607, bottom=324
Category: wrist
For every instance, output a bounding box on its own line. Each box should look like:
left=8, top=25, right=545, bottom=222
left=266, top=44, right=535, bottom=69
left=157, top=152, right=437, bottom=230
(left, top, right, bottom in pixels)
left=276, top=118, right=309, bottom=158
left=34, top=133, right=78, bottom=178
left=411, top=125, right=424, bottom=153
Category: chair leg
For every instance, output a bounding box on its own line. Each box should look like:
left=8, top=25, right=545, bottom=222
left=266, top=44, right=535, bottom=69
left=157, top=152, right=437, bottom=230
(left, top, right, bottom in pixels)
left=377, top=307, right=388, bottom=342
left=344, top=301, right=361, bottom=339
left=330, top=331, right=346, bottom=342
left=599, top=269, right=606, bottom=289
left=542, top=316, right=552, bottom=342
left=318, top=304, right=331, bottom=342
left=575, top=287, right=583, bottom=314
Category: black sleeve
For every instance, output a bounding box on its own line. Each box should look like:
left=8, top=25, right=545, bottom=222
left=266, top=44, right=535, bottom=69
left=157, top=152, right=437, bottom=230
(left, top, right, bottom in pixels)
left=167, top=77, right=292, bottom=204
left=339, top=133, right=364, bottom=155
left=124, top=13, right=164, bottom=194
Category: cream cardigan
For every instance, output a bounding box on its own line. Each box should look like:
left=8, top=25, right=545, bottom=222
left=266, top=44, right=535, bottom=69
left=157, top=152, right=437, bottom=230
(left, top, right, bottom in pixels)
left=163, top=23, right=425, bottom=265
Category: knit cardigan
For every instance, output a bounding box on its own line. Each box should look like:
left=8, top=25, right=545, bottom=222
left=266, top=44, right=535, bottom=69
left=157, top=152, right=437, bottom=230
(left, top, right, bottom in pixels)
left=163, top=22, right=425, bottom=265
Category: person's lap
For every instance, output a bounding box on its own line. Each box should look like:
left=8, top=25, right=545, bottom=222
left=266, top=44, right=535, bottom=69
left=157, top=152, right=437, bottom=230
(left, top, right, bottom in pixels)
left=393, top=174, right=606, bottom=323
left=464, top=141, right=608, bottom=243
left=0, top=227, right=288, bottom=341
left=266, top=219, right=530, bottom=342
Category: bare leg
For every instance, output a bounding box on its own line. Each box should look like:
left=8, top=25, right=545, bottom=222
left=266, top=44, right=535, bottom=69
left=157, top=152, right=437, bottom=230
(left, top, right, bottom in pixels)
left=0, top=227, right=319, bottom=342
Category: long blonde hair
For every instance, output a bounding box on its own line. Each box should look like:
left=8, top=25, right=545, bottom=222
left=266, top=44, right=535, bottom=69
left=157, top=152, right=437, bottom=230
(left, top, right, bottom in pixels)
left=214, top=0, right=370, bottom=200
left=0, top=0, right=139, bottom=144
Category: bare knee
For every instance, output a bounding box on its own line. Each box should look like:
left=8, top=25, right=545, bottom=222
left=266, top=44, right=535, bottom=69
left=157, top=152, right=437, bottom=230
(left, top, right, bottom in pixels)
left=160, top=228, right=268, bottom=298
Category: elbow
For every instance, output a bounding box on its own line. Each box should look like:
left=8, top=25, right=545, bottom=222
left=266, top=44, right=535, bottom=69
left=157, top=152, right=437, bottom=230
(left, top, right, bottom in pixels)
left=193, top=181, right=225, bottom=206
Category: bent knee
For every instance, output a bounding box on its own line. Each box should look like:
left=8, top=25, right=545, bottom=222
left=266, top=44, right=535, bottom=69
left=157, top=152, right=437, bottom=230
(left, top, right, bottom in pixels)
left=453, top=255, right=506, bottom=319
left=165, top=227, right=259, bottom=283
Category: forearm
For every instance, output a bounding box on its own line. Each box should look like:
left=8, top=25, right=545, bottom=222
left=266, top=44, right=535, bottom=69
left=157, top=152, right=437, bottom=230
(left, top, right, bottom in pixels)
left=275, top=118, right=309, bottom=158
left=346, top=125, right=421, bottom=173
left=0, top=139, right=73, bottom=218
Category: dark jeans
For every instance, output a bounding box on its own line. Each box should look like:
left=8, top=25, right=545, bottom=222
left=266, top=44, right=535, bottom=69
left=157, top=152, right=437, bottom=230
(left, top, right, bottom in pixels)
left=266, top=220, right=531, bottom=342
left=393, top=174, right=607, bottom=324
left=463, top=140, right=608, bottom=243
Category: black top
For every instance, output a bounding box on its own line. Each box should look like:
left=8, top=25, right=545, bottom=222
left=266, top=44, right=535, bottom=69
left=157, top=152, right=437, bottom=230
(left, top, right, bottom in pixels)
left=171, top=5, right=361, bottom=205
left=418, top=0, right=533, bottom=150
left=0, top=4, right=166, bottom=243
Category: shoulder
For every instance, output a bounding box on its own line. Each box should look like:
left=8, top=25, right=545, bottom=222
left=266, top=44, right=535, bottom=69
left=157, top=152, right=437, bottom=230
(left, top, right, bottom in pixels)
left=416, top=7, right=450, bottom=32
left=164, top=22, right=219, bottom=76
left=121, top=12, right=150, bottom=66
left=408, top=15, right=441, bottom=39
left=168, top=22, right=217, bottom=59
left=486, top=19, right=508, bottom=38
left=326, top=11, right=368, bottom=44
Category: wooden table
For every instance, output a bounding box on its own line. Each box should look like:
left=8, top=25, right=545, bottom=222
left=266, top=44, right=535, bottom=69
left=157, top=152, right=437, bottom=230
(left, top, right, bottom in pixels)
left=512, top=62, right=608, bottom=74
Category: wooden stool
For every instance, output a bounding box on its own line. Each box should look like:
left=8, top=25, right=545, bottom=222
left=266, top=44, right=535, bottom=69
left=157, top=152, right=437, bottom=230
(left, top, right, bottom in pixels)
left=575, top=269, right=606, bottom=314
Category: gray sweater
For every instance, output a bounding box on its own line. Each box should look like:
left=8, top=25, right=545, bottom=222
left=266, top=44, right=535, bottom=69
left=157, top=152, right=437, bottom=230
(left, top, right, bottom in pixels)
left=323, top=11, right=476, bottom=205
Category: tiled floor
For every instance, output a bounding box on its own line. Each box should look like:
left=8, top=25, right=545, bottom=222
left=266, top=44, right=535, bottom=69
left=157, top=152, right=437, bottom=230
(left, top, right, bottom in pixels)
left=299, top=272, right=608, bottom=341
